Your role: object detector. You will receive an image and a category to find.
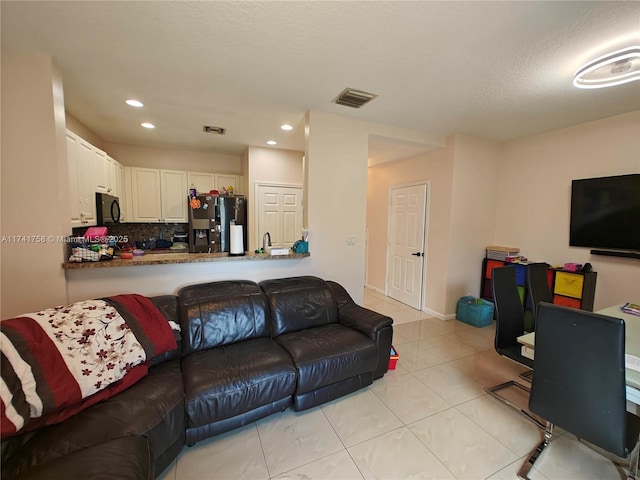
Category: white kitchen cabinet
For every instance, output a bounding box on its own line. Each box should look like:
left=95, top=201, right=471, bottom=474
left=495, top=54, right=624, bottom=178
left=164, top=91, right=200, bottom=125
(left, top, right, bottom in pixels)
left=94, top=148, right=109, bottom=194
left=66, top=131, right=83, bottom=227
left=66, top=131, right=97, bottom=227
left=188, top=172, right=243, bottom=195
left=115, top=162, right=126, bottom=221
left=187, top=172, right=215, bottom=196
left=215, top=174, right=242, bottom=195
left=129, top=167, right=162, bottom=222
left=65, top=129, right=129, bottom=228
left=128, top=167, right=187, bottom=223
left=161, top=170, right=188, bottom=222
left=105, top=156, right=118, bottom=195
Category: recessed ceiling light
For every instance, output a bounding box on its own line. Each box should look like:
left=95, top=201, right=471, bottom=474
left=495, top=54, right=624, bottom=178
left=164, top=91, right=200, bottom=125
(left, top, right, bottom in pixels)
left=141, top=122, right=155, bottom=129
left=280, top=124, right=293, bottom=131
left=126, top=99, right=144, bottom=107
left=266, top=140, right=277, bottom=145
left=573, top=46, right=640, bottom=89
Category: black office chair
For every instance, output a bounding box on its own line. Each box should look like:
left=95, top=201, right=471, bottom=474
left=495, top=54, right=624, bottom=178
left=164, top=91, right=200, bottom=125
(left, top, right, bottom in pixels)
left=525, top=262, right=553, bottom=331
left=486, top=266, right=543, bottom=428
left=518, top=303, right=640, bottom=480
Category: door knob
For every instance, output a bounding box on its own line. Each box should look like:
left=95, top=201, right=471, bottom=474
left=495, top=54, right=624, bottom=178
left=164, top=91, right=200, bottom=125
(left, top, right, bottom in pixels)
left=411, top=252, right=423, bottom=257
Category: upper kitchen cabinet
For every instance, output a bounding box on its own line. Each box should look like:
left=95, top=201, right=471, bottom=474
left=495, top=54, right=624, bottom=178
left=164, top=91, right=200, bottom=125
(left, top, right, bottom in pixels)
left=128, top=167, right=161, bottom=222
left=188, top=172, right=243, bottom=195
left=95, top=152, right=121, bottom=196
left=115, top=162, right=126, bottom=221
left=161, top=169, right=188, bottom=222
left=127, top=167, right=187, bottom=223
left=104, top=156, right=119, bottom=196
left=93, top=148, right=109, bottom=194
left=216, top=174, right=242, bottom=195
left=66, top=130, right=97, bottom=227
left=65, top=129, right=126, bottom=228
left=188, top=172, right=215, bottom=196
left=66, top=131, right=82, bottom=227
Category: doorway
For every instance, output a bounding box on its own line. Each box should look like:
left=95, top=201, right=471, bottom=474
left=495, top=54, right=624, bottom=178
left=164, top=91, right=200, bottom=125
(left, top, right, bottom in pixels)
left=255, top=183, right=303, bottom=249
left=386, top=183, right=428, bottom=309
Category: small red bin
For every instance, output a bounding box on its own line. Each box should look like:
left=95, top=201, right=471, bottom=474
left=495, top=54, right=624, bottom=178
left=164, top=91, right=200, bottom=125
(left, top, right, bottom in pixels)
left=389, top=346, right=399, bottom=370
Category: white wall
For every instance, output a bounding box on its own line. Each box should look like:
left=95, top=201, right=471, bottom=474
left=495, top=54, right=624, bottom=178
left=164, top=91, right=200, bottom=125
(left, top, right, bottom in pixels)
left=1, top=51, right=69, bottom=318
left=305, top=111, right=370, bottom=303
left=104, top=142, right=242, bottom=174
left=366, top=139, right=456, bottom=317
left=247, top=146, right=304, bottom=186
left=367, top=114, right=639, bottom=318
left=66, top=113, right=106, bottom=150
left=241, top=148, right=250, bottom=199
left=65, top=259, right=315, bottom=302
left=65, top=115, right=242, bottom=175
left=366, top=134, right=500, bottom=318
left=246, top=146, right=304, bottom=250
left=495, top=111, right=640, bottom=309
left=446, top=134, right=500, bottom=314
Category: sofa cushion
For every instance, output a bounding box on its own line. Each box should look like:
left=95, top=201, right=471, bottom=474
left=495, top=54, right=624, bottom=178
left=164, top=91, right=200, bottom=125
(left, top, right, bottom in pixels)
left=4, top=436, right=153, bottom=480
left=275, top=324, right=378, bottom=394
left=1, top=360, right=184, bottom=478
left=178, top=281, right=270, bottom=355
left=182, top=338, right=296, bottom=428
left=260, top=276, right=338, bottom=337
left=148, top=295, right=182, bottom=365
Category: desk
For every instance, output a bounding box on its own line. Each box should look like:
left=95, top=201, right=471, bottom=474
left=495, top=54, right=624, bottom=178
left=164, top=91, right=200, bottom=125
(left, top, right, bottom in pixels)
left=517, top=304, right=640, bottom=406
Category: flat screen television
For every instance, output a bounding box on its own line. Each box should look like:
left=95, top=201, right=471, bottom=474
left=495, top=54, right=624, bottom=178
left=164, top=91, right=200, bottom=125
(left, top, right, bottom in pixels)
left=569, top=174, right=640, bottom=251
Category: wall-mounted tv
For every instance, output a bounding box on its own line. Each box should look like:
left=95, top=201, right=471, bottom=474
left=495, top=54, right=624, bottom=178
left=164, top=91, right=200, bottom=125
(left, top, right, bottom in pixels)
left=569, top=174, right=640, bottom=251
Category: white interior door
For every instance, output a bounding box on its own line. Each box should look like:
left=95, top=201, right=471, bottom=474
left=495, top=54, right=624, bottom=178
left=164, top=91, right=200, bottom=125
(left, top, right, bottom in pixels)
left=387, top=184, right=427, bottom=309
left=256, top=184, right=303, bottom=249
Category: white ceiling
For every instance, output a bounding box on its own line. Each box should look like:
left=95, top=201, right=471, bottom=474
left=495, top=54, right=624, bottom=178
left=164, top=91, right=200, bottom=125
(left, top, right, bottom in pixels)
left=2, top=1, right=639, bottom=164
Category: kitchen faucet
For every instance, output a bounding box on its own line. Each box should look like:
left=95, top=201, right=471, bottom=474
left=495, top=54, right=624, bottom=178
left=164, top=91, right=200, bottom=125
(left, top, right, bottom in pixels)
left=262, top=232, right=271, bottom=251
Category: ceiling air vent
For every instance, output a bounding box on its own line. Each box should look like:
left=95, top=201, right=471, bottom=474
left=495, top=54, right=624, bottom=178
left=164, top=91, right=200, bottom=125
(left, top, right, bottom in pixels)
left=203, top=125, right=226, bottom=135
left=333, top=88, right=378, bottom=108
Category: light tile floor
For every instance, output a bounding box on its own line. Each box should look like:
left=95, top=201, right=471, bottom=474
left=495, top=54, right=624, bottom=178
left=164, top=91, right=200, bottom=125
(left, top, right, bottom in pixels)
left=158, top=289, right=626, bottom=480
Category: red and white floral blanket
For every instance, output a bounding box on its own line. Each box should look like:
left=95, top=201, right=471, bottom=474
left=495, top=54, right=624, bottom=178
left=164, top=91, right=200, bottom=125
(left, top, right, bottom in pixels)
left=0, top=294, right=177, bottom=438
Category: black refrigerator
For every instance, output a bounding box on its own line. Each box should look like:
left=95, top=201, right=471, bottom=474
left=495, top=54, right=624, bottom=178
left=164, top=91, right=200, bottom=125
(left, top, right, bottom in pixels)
left=188, top=195, right=247, bottom=253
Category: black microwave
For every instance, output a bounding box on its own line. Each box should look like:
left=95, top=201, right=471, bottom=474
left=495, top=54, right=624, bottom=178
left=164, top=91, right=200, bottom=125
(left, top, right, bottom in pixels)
left=96, top=193, right=121, bottom=225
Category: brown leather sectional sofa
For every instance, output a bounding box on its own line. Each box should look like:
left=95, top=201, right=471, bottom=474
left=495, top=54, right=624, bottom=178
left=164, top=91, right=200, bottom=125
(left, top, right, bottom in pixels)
left=1, top=276, right=393, bottom=479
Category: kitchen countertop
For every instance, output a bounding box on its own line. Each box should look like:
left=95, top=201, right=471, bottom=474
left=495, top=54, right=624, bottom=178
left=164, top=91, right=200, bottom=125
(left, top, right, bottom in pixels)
left=62, top=251, right=310, bottom=269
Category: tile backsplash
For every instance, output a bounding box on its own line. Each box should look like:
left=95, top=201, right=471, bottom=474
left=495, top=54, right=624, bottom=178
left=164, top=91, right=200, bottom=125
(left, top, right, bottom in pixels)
left=71, top=223, right=188, bottom=247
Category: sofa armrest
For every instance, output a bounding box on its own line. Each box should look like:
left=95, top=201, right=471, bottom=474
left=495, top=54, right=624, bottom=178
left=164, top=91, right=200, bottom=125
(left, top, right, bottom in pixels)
left=327, top=281, right=393, bottom=337
left=338, top=302, right=393, bottom=338
left=327, top=282, right=393, bottom=379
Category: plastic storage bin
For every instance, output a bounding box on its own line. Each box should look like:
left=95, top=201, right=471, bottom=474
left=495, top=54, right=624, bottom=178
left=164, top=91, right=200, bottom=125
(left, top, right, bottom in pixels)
left=456, top=296, right=494, bottom=327
left=389, top=346, right=399, bottom=370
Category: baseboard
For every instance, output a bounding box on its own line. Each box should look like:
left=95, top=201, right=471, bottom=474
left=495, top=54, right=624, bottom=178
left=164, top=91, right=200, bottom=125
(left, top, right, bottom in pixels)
left=422, top=306, right=456, bottom=321
left=364, top=284, right=385, bottom=295
left=365, top=287, right=456, bottom=321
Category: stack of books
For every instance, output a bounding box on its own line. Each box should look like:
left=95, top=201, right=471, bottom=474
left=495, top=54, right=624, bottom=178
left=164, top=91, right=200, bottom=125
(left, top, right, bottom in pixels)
left=621, top=302, right=640, bottom=317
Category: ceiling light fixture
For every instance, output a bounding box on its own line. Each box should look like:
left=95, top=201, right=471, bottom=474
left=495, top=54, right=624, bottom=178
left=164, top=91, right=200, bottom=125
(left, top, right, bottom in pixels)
left=573, top=46, right=640, bottom=89
left=126, top=99, right=144, bottom=107
left=141, top=122, right=155, bottom=129
left=280, top=124, right=293, bottom=131
left=266, top=140, right=277, bottom=145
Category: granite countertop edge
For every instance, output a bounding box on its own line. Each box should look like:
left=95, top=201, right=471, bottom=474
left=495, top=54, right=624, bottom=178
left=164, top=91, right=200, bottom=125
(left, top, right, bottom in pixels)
left=62, top=252, right=310, bottom=269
